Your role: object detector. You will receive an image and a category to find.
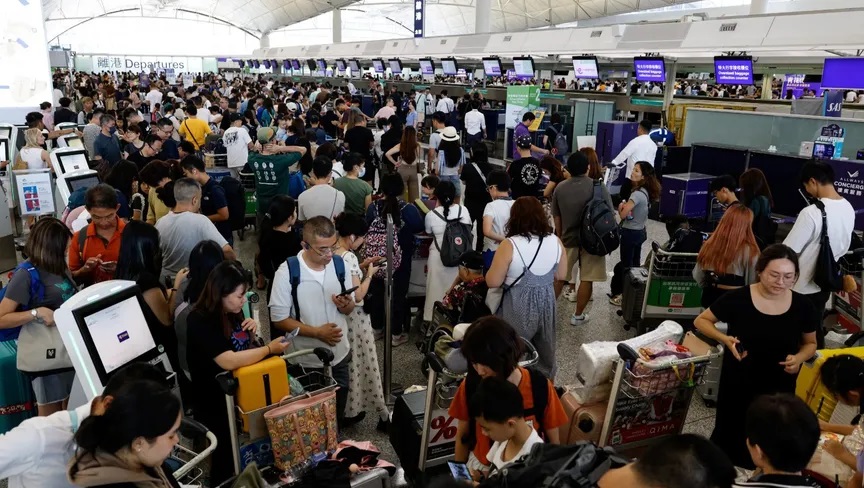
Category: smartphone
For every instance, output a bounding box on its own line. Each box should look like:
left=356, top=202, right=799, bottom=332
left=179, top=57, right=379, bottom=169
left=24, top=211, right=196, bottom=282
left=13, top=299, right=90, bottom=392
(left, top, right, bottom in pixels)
left=337, top=285, right=360, bottom=297
left=734, top=342, right=745, bottom=355
left=281, top=328, right=300, bottom=343
left=448, top=461, right=472, bottom=482
left=376, top=259, right=388, bottom=267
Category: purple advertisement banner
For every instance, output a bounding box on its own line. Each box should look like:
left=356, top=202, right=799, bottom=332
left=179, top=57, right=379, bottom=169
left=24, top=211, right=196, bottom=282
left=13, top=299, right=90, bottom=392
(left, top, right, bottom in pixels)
left=822, top=58, right=864, bottom=90
left=781, top=74, right=824, bottom=98
left=828, top=159, right=864, bottom=230
left=634, top=58, right=665, bottom=83
left=505, top=69, right=532, bottom=81
left=714, top=58, right=753, bottom=84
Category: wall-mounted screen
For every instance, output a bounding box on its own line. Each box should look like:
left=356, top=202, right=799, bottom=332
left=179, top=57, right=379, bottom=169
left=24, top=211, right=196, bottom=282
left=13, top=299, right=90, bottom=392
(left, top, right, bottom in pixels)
left=572, top=56, right=599, bottom=79
left=291, top=59, right=301, bottom=70
left=349, top=59, right=361, bottom=72
left=821, top=58, right=864, bottom=90
left=252, top=60, right=260, bottom=68
left=634, top=57, right=666, bottom=83
left=512, top=57, right=535, bottom=78
left=388, top=58, right=402, bottom=73
left=419, top=58, right=435, bottom=75
left=441, top=58, right=458, bottom=76
left=482, top=58, right=502, bottom=77
left=317, top=59, right=327, bottom=71
left=714, top=56, right=754, bottom=84
left=306, top=59, right=317, bottom=71
left=335, top=59, right=346, bottom=71
left=372, top=59, right=385, bottom=73
left=282, top=60, right=290, bottom=70
left=262, top=60, right=271, bottom=69
left=237, top=60, right=245, bottom=68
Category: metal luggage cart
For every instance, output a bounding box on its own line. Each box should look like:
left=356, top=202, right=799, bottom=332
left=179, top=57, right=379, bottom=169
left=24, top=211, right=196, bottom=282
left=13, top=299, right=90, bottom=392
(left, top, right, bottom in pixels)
left=833, top=248, right=864, bottom=335
left=633, top=244, right=704, bottom=334
left=237, top=170, right=257, bottom=240
left=163, top=418, right=218, bottom=485
left=217, top=347, right=337, bottom=479
left=599, top=334, right=722, bottom=454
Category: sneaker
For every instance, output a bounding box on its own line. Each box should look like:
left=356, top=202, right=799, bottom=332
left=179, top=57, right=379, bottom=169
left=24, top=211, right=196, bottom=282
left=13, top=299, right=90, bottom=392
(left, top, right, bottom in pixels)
left=570, top=313, right=589, bottom=326
left=609, top=295, right=623, bottom=307
left=392, top=333, right=410, bottom=347
left=564, top=288, right=578, bottom=302
left=373, top=329, right=385, bottom=341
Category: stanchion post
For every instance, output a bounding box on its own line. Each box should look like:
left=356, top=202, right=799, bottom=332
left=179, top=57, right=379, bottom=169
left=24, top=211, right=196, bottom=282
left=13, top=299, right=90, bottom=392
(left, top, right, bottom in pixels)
left=383, top=214, right=394, bottom=400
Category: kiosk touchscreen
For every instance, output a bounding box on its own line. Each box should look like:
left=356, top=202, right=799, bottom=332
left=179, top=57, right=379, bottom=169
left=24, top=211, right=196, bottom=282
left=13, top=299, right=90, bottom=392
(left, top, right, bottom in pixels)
left=57, top=280, right=176, bottom=405
left=51, top=147, right=90, bottom=177
left=57, top=169, right=100, bottom=208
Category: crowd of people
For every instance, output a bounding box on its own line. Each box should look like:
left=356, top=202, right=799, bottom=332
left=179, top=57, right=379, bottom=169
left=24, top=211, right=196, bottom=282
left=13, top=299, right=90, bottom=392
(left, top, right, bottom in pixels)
left=0, top=67, right=861, bottom=488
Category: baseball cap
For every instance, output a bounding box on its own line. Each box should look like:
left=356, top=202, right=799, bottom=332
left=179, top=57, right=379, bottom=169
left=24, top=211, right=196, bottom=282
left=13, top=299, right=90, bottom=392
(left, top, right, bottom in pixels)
left=257, top=127, right=276, bottom=143
left=227, top=112, right=244, bottom=124
left=458, top=251, right=484, bottom=271
left=515, top=134, right=533, bottom=149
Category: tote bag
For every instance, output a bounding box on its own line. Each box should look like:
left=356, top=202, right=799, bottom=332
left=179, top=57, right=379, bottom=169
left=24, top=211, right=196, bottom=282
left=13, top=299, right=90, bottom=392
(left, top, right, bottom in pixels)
left=264, top=390, right=338, bottom=471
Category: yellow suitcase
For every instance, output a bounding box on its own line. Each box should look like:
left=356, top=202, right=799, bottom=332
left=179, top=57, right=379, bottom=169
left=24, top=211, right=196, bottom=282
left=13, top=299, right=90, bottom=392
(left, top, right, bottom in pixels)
left=796, top=346, right=864, bottom=422
left=234, top=356, right=290, bottom=433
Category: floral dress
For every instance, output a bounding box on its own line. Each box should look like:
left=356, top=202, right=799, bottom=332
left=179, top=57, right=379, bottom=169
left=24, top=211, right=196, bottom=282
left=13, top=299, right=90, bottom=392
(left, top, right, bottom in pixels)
left=339, top=250, right=389, bottom=421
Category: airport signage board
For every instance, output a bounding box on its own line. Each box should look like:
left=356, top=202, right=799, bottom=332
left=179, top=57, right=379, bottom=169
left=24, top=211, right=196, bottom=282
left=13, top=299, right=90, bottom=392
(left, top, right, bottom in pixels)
left=821, top=58, right=864, bottom=90
left=505, top=85, right=540, bottom=129
left=414, top=0, right=424, bottom=38
left=781, top=74, right=824, bottom=98
left=714, top=56, right=753, bottom=85
left=827, top=158, right=864, bottom=230
left=92, top=56, right=203, bottom=74
left=634, top=57, right=666, bottom=83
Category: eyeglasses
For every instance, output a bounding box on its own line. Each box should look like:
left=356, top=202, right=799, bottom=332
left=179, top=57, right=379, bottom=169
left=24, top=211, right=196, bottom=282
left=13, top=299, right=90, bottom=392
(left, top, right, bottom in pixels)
left=765, top=271, right=797, bottom=283
left=307, top=244, right=339, bottom=256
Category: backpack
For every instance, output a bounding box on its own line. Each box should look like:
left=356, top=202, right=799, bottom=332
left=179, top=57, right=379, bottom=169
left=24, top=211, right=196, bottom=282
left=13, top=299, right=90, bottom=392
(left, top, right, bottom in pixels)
left=550, top=123, right=569, bottom=157
left=285, top=255, right=346, bottom=321
left=463, top=367, right=550, bottom=451
left=364, top=201, right=403, bottom=279
left=0, top=262, right=45, bottom=341
left=580, top=181, right=620, bottom=256
left=219, top=176, right=246, bottom=231
left=812, top=200, right=843, bottom=292
left=288, top=171, right=306, bottom=200
left=482, top=442, right=628, bottom=488
left=432, top=206, right=473, bottom=267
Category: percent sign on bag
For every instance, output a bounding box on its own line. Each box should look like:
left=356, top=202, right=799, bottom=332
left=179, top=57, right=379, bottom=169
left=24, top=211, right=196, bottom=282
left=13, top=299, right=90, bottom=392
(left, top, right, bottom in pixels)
left=430, top=415, right=457, bottom=444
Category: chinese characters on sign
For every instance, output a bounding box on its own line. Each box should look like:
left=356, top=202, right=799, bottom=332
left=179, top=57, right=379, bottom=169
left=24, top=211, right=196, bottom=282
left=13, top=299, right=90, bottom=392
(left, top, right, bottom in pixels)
left=414, top=0, right=424, bottom=38
left=714, top=59, right=754, bottom=85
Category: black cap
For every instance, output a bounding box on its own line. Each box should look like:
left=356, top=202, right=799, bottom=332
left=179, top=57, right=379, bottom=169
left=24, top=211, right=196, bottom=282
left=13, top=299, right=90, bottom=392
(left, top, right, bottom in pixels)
left=458, top=251, right=484, bottom=271
left=227, top=112, right=244, bottom=124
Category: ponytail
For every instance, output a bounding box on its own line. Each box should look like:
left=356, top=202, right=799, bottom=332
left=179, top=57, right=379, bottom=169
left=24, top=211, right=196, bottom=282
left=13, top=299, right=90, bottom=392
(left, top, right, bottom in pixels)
left=434, top=180, right=457, bottom=218
left=259, top=195, right=296, bottom=249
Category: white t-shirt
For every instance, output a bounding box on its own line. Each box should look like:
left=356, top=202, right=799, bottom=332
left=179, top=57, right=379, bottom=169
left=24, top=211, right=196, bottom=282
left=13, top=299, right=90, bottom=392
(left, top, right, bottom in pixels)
left=610, top=134, right=657, bottom=179
left=437, top=98, right=455, bottom=113
left=504, top=235, right=563, bottom=285
left=145, top=89, right=163, bottom=112
left=331, top=162, right=345, bottom=180
left=784, top=197, right=856, bottom=294
left=425, top=204, right=472, bottom=249
left=487, top=428, right=544, bottom=471
left=483, top=199, right=514, bottom=251
left=297, top=185, right=345, bottom=221
left=197, top=109, right=213, bottom=124
left=222, top=126, right=252, bottom=168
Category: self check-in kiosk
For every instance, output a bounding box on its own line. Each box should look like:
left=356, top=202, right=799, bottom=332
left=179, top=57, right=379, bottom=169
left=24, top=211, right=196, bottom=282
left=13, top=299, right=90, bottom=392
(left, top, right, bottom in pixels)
left=57, top=169, right=100, bottom=209
left=51, top=147, right=93, bottom=209
left=55, top=123, right=79, bottom=149
left=57, top=280, right=178, bottom=407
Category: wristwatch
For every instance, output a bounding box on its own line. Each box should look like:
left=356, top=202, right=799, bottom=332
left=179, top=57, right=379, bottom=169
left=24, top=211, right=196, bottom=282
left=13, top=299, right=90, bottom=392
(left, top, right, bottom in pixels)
left=30, top=309, right=42, bottom=323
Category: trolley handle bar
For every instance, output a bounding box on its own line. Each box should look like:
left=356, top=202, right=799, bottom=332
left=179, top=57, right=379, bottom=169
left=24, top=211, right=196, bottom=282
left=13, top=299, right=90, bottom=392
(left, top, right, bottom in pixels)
left=651, top=242, right=700, bottom=258
left=171, top=422, right=218, bottom=479
left=844, top=248, right=864, bottom=258
left=281, top=347, right=334, bottom=366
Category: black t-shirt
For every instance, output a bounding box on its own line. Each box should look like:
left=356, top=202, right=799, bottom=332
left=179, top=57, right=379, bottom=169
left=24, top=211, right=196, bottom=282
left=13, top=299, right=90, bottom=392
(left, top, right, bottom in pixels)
left=159, top=139, right=180, bottom=160
left=544, top=123, right=563, bottom=151
left=200, top=178, right=232, bottom=242
left=258, top=228, right=302, bottom=280
left=380, top=128, right=402, bottom=160
left=321, top=111, right=340, bottom=137
left=136, top=271, right=179, bottom=367
left=186, top=308, right=253, bottom=406
left=127, top=151, right=157, bottom=172
left=344, top=126, right=374, bottom=159
left=508, top=158, right=542, bottom=199
left=460, top=162, right=492, bottom=211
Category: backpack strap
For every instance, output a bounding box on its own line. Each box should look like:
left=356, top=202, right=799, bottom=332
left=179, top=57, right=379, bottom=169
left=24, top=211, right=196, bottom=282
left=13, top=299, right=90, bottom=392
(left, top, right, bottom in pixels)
left=504, top=235, right=544, bottom=294
left=77, top=227, right=88, bottom=263
left=287, top=256, right=302, bottom=320
left=525, top=368, right=549, bottom=436
left=814, top=200, right=829, bottom=243
left=332, top=255, right=347, bottom=295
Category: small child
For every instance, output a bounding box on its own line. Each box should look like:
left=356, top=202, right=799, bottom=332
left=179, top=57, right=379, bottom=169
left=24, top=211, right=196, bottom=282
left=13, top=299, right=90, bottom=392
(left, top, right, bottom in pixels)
left=416, top=174, right=441, bottom=214
left=442, top=251, right=488, bottom=312
left=471, top=376, right=544, bottom=472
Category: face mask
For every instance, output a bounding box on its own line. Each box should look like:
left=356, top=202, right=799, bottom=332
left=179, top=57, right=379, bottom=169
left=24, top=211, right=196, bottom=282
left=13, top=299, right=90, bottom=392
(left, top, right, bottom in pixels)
left=110, top=126, right=117, bottom=135
left=358, top=166, right=366, bottom=178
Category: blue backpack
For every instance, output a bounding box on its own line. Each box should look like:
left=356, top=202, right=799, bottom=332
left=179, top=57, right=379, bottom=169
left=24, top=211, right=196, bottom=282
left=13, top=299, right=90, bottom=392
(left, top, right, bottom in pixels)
left=0, top=262, right=45, bottom=341
left=285, top=255, right=346, bottom=320
left=288, top=171, right=306, bottom=200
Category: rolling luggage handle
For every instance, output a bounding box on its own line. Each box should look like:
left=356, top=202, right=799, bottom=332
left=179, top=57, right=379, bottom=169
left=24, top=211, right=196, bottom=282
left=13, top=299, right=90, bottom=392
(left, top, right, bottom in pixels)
left=171, top=417, right=219, bottom=479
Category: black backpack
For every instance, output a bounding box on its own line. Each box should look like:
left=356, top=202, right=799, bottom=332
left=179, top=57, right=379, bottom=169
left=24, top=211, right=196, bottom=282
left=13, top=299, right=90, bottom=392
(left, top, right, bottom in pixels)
left=432, top=207, right=473, bottom=267
left=219, top=176, right=246, bottom=231
left=812, top=200, right=843, bottom=292
left=580, top=181, right=620, bottom=256
left=481, top=442, right=628, bottom=488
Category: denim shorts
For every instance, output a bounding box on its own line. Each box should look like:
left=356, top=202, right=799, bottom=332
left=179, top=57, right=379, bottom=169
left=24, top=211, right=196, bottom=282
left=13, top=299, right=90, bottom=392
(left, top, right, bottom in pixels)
left=439, top=174, right=461, bottom=196
left=32, top=370, right=75, bottom=405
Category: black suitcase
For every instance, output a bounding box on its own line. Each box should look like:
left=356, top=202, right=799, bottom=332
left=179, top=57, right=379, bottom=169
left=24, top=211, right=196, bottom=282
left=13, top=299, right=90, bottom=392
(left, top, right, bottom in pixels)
left=618, top=267, right=648, bottom=329
left=390, top=389, right=454, bottom=481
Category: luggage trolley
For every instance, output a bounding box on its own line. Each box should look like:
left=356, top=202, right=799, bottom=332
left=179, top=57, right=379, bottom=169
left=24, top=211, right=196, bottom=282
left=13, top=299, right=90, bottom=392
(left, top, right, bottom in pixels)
left=834, top=248, right=864, bottom=335
left=217, top=347, right=337, bottom=479
left=599, top=332, right=722, bottom=455
left=164, top=418, right=219, bottom=485
left=622, top=243, right=704, bottom=334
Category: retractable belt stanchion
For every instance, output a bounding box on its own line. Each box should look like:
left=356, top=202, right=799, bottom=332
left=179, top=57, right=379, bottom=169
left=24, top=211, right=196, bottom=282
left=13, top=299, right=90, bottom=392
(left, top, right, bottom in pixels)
left=384, top=214, right=403, bottom=404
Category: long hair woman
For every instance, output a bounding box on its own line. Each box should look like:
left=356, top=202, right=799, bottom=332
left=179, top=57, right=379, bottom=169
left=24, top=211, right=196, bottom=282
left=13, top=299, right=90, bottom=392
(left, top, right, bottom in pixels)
left=739, top=168, right=776, bottom=249
left=0, top=218, right=75, bottom=416
left=17, top=128, right=51, bottom=170
left=693, top=205, right=760, bottom=308
left=186, top=261, right=289, bottom=485
left=579, top=146, right=604, bottom=180
left=436, top=129, right=466, bottom=203
left=68, top=380, right=182, bottom=488
left=256, top=195, right=301, bottom=292
left=385, top=126, right=422, bottom=202
left=486, top=197, right=566, bottom=379
left=461, top=142, right=493, bottom=253
left=609, top=161, right=661, bottom=306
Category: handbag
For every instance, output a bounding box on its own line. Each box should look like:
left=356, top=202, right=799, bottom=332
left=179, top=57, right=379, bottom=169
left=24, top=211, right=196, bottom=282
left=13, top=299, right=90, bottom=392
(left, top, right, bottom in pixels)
left=264, top=390, right=338, bottom=471
left=16, top=271, right=77, bottom=374
left=812, top=200, right=844, bottom=292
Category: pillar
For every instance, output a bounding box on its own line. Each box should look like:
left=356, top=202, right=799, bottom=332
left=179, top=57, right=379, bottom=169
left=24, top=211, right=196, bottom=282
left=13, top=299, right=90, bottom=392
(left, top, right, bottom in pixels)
left=475, top=0, right=491, bottom=34
left=750, top=0, right=768, bottom=15
left=333, top=9, right=342, bottom=44
left=761, top=73, right=773, bottom=100
left=259, top=32, right=270, bottom=49
left=662, top=60, right=678, bottom=125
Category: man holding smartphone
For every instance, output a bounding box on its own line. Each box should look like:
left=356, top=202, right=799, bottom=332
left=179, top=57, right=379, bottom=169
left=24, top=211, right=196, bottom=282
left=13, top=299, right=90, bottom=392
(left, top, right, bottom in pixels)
left=269, top=217, right=358, bottom=426
left=69, top=184, right=125, bottom=286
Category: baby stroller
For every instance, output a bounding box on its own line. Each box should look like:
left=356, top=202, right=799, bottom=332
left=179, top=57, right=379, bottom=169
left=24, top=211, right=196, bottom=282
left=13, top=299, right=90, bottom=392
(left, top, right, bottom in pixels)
left=419, top=291, right=490, bottom=376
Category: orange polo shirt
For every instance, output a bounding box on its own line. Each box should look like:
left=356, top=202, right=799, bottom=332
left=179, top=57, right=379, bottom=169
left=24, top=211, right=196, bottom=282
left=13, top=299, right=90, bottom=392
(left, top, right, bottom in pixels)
left=68, top=218, right=126, bottom=284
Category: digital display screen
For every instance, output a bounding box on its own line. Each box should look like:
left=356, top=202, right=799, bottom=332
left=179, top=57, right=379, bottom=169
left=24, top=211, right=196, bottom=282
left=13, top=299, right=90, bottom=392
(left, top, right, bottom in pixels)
left=65, top=136, right=83, bottom=149
left=513, top=57, right=535, bottom=78
left=65, top=173, right=100, bottom=193
left=441, top=58, right=458, bottom=76
left=56, top=151, right=89, bottom=174
left=482, top=58, right=502, bottom=76
left=388, top=59, right=402, bottom=73
left=419, top=58, right=435, bottom=75
left=572, top=56, right=599, bottom=79
left=821, top=58, right=864, bottom=90
left=634, top=57, right=666, bottom=83
left=263, top=60, right=271, bottom=69
left=336, top=59, right=346, bottom=71
left=291, top=59, right=301, bottom=70
left=306, top=59, right=317, bottom=71
left=84, top=295, right=156, bottom=375
left=283, top=60, right=290, bottom=70
left=349, top=59, right=361, bottom=72
left=252, top=60, right=260, bottom=68
left=0, top=140, right=8, bottom=162
left=317, top=59, right=327, bottom=71
left=372, top=59, right=385, bottom=73
left=714, top=56, right=754, bottom=84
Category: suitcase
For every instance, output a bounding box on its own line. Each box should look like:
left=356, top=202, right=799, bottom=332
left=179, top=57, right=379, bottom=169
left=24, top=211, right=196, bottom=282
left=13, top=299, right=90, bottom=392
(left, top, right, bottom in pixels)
left=234, top=356, right=290, bottom=433
left=796, top=347, right=864, bottom=422
left=390, top=388, right=454, bottom=480
left=619, top=267, right=649, bottom=327
left=695, top=324, right=725, bottom=407
left=351, top=467, right=392, bottom=488
left=560, top=387, right=608, bottom=444
left=0, top=340, right=36, bottom=434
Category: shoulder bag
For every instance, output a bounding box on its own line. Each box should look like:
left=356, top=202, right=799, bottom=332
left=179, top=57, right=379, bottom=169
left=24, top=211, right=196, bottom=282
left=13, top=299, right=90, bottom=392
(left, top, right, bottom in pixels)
left=17, top=271, right=78, bottom=374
